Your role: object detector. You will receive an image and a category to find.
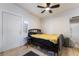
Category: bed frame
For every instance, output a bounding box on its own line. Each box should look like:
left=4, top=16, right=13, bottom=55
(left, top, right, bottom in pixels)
left=28, top=29, right=64, bottom=55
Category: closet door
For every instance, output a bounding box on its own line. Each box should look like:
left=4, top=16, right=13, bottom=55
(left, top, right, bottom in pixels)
left=2, top=11, right=22, bottom=51
left=0, top=11, right=2, bottom=52
left=71, top=23, right=79, bottom=42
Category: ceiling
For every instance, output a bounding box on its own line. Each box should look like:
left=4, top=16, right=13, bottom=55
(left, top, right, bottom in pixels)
left=17, top=3, right=79, bottom=19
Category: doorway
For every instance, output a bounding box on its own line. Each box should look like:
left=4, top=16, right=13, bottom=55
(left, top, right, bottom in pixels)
left=2, top=11, right=23, bottom=51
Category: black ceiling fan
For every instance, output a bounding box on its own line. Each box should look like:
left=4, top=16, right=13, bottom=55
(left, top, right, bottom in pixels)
left=37, top=3, right=60, bottom=13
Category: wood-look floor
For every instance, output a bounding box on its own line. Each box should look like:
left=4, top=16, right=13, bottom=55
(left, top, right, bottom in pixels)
left=61, top=47, right=79, bottom=56
left=0, top=45, right=79, bottom=56
left=0, top=45, right=47, bottom=56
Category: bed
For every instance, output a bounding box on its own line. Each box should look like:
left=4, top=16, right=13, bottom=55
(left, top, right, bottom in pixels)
left=28, top=29, right=64, bottom=55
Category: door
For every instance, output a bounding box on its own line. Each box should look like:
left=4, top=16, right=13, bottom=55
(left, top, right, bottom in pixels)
left=2, top=11, right=23, bottom=51
left=71, top=22, right=79, bottom=47
left=71, top=23, right=79, bottom=41
left=0, top=11, right=2, bottom=52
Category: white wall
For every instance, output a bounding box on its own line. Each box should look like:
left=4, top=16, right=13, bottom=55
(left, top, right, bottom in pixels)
left=41, top=15, right=70, bottom=37
left=42, top=7, right=79, bottom=47
left=0, top=3, right=41, bottom=52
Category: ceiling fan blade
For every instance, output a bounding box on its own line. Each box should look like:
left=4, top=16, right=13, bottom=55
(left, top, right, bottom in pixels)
left=49, top=10, right=52, bottom=13
left=46, top=3, right=50, bottom=7
left=50, top=4, right=60, bottom=8
left=37, top=5, right=45, bottom=8
left=41, top=10, right=45, bottom=13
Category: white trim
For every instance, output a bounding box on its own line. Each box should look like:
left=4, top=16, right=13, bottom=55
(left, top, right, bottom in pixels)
left=1, top=9, right=23, bottom=17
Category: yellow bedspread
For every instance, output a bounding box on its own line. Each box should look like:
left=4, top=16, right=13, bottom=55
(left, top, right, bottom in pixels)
left=31, top=34, right=58, bottom=44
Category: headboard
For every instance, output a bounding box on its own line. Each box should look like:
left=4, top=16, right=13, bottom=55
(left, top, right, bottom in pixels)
left=28, top=29, right=42, bottom=36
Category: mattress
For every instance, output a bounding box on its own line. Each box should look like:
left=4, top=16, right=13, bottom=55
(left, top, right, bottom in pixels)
left=31, top=34, right=59, bottom=44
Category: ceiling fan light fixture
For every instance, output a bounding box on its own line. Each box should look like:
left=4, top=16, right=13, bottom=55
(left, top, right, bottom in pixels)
left=45, top=8, right=50, bottom=11
left=37, top=3, right=60, bottom=13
